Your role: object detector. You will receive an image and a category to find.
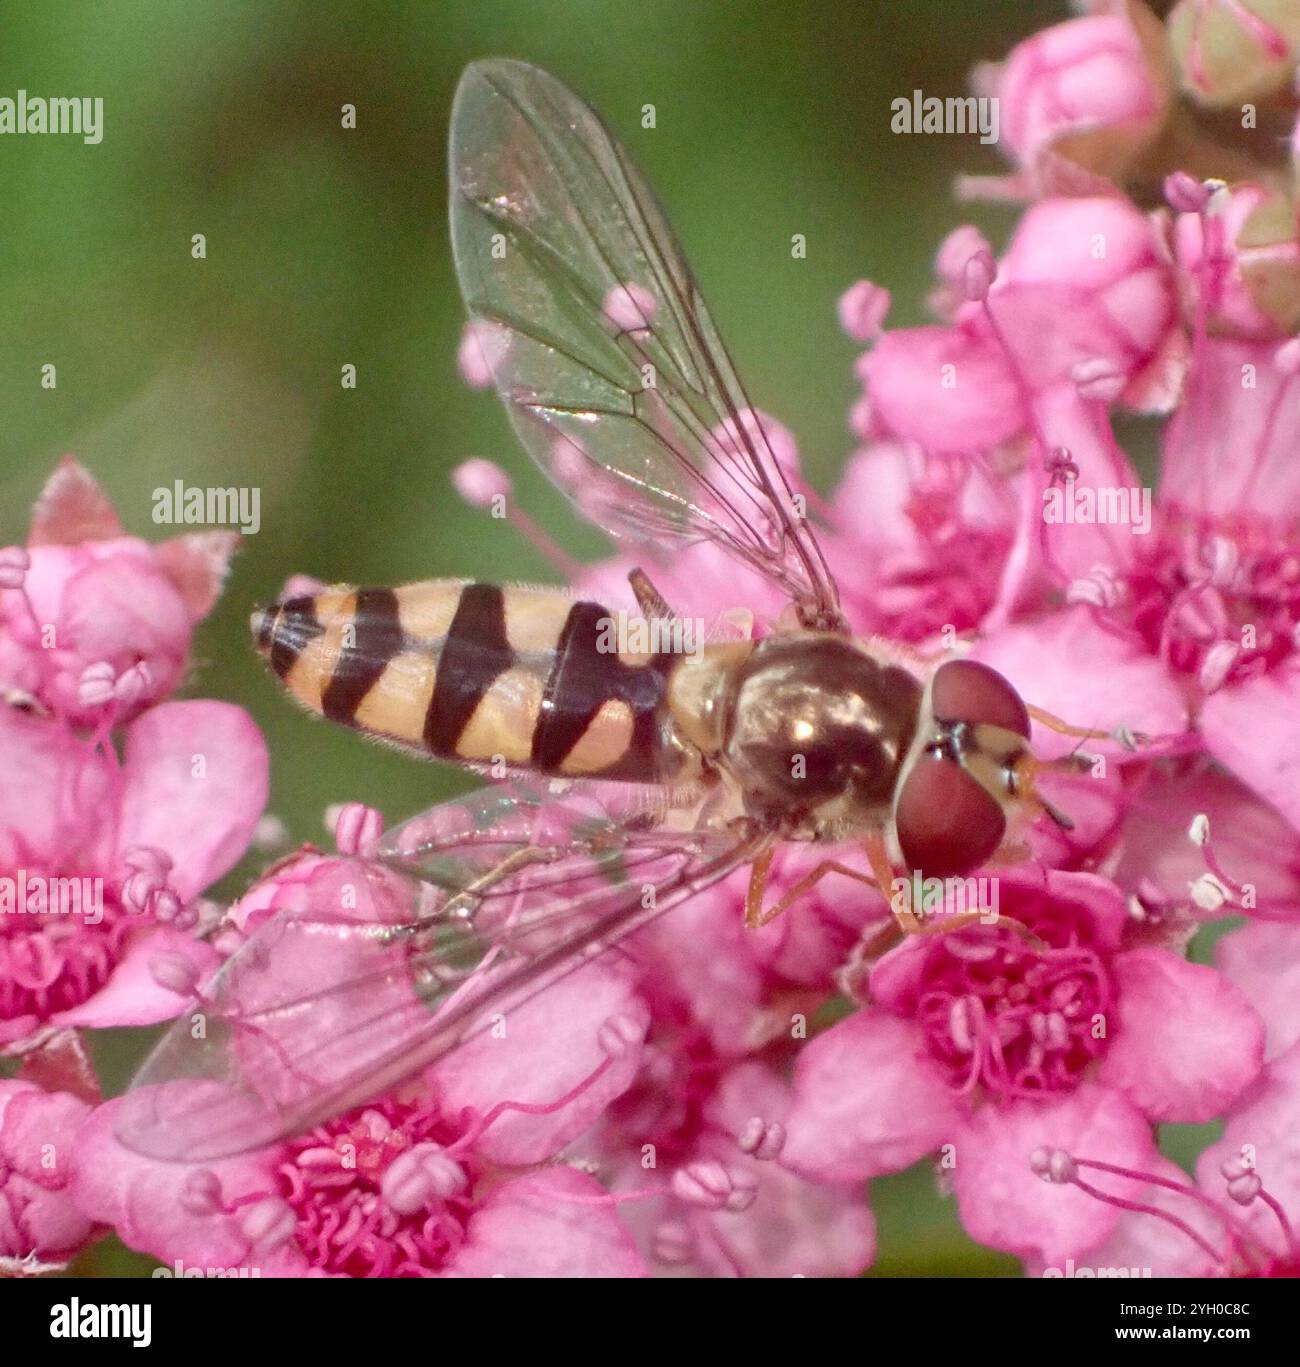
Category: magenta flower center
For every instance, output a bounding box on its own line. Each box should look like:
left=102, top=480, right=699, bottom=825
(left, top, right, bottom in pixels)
left=276, top=1097, right=475, bottom=1277
left=868, top=475, right=1013, bottom=642
left=913, top=902, right=1113, bottom=1100
left=606, top=1020, right=721, bottom=1168
left=1130, top=513, right=1300, bottom=689
left=0, top=873, right=131, bottom=1034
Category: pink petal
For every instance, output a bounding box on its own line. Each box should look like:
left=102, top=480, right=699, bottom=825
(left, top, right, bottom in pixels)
left=1201, top=663, right=1300, bottom=834
left=117, top=701, right=269, bottom=901
left=1162, top=337, right=1300, bottom=522
left=952, top=1083, right=1157, bottom=1264
left=1098, top=948, right=1265, bottom=1123
left=1109, top=763, right=1300, bottom=920
left=0, top=708, right=111, bottom=869
left=861, top=322, right=1026, bottom=453
left=3, top=1174, right=97, bottom=1261
left=50, top=928, right=221, bottom=1029
left=430, top=962, right=649, bottom=1166
left=973, top=606, right=1188, bottom=759
left=1029, top=381, right=1146, bottom=580
left=0, top=1083, right=90, bottom=1184
left=996, top=199, right=1172, bottom=375
left=1215, top=921, right=1300, bottom=1062
left=996, top=13, right=1168, bottom=170
left=630, top=884, right=768, bottom=1056
left=28, top=457, right=123, bottom=546
left=0, top=1083, right=97, bottom=1260
left=70, top=1089, right=290, bottom=1270
left=441, top=1168, right=645, bottom=1277
left=781, top=1010, right=961, bottom=1182
left=830, top=443, right=928, bottom=562
left=700, top=1063, right=875, bottom=1277
left=155, top=531, right=240, bottom=622
left=59, top=553, right=191, bottom=690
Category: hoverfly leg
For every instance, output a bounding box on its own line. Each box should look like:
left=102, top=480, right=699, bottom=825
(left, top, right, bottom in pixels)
left=864, top=832, right=1047, bottom=950
left=745, top=855, right=878, bottom=930
left=628, top=567, right=675, bottom=621
left=743, top=847, right=776, bottom=928
left=1025, top=703, right=1147, bottom=753
left=862, top=634, right=954, bottom=671
left=906, top=908, right=1047, bottom=952
left=429, top=843, right=563, bottom=923
left=863, top=833, right=916, bottom=934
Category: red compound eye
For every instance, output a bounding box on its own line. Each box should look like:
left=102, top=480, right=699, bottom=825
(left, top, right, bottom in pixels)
left=895, top=755, right=1006, bottom=877
left=930, top=660, right=1030, bottom=738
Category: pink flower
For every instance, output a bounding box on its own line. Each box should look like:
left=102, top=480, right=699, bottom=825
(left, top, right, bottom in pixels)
left=978, top=5, right=1172, bottom=191
left=80, top=851, right=650, bottom=1276
left=0, top=700, right=267, bottom=1046
left=74, top=1087, right=646, bottom=1277
left=1032, top=1038, right=1300, bottom=1276
left=627, top=845, right=885, bottom=1055
left=846, top=183, right=1300, bottom=837
left=0, top=459, right=238, bottom=726
left=778, top=868, right=1265, bottom=1264
left=1108, top=760, right=1300, bottom=926
left=860, top=198, right=1180, bottom=457
left=826, top=441, right=1020, bottom=641
left=0, top=1079, right=97, bottom=1273
left=987, top=326, right=1300, bottom=832
left=586, top=1045, right=875, bottom=1277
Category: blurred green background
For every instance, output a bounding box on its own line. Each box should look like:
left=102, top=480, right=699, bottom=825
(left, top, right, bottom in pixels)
left=1, top=0, right=1163, bottom=1276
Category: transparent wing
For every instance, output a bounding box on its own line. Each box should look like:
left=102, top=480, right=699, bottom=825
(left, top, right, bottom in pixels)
left=451, top=59, right=843, bottom=627
left=116, top=780, right=765, bottom=1162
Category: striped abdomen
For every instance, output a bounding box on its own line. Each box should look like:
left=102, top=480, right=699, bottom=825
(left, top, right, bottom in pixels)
left=253, top=581, right=695, bottom=782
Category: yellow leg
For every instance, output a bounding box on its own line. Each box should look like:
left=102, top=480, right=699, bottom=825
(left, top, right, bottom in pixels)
left=745, top=856, right=879, bottom=929
left=864, top=834, right=917, bottom=934
left=745, top=833, right=1049, bottom=954
left=865, top=832, right=1047, bottom=950
left=863, top=634, right=955, bottom=670
left=744, top=847, right=776, bottom=928
left=1026, top=703, right=1145, bottom=753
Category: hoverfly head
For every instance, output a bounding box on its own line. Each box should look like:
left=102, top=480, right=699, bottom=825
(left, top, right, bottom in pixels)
left=893, top=659, right=1047, bottom=878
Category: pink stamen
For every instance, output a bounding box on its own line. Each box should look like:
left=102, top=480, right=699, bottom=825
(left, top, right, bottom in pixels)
left=452, top=457, right=585, bottom=578
left=444, top=1048, right=619, bottom=1156
left=1072, top=1173, right=1226, bottom=1265
left=330, top=802, right=384, bottom=856
left=1037, top=1147, right=1300, bottom=1274
left=736, top=1116, right=786, bottom=1161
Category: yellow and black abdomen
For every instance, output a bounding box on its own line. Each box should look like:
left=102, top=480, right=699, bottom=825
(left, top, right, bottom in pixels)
left=254, top=580, right=688, bottom=782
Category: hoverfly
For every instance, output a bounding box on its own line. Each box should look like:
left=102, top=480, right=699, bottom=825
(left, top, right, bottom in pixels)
left=121, top=59, right=1093, bottom=1163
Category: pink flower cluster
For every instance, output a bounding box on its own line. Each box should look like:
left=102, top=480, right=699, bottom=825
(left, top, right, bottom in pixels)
left=5, top=4, right=1300, bottom=1279
left=0, top=461, right=268, bottom=1274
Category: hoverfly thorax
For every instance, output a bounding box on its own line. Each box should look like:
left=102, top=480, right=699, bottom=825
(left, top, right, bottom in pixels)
left=722, top=633, right=922, bottom=834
